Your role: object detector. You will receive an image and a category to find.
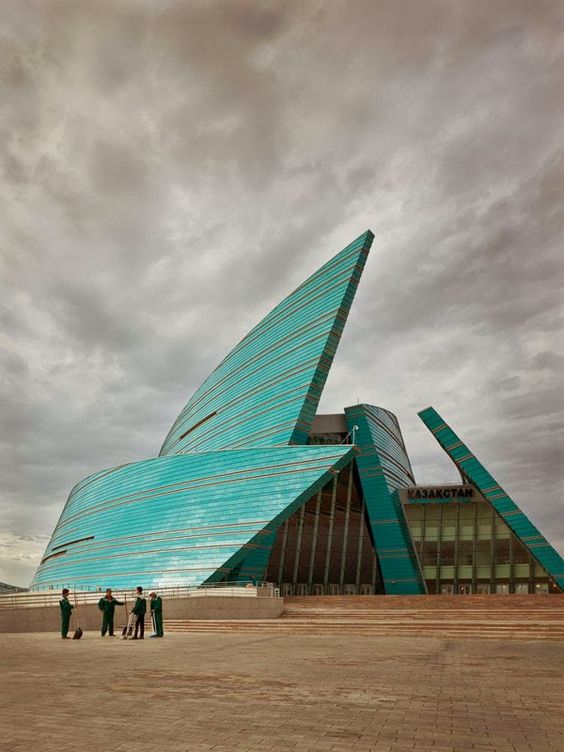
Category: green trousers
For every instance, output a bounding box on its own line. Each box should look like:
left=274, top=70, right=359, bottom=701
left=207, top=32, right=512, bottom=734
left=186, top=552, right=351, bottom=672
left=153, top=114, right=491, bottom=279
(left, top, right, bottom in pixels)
left=101, top=613, right=115, bottom=636
left=153, top=610, right=164, bottom=637
left=61, top=613, right=71, bottom=638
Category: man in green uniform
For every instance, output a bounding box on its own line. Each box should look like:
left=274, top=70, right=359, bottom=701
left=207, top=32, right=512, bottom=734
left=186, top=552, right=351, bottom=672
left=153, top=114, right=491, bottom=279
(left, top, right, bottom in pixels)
left=131, top=586, right=147, bottom=640
left=149, top=592, right=164, bottom=638
left=98, top=588, right=124, bottom=637
left=59, top=588, right=74, bottom=639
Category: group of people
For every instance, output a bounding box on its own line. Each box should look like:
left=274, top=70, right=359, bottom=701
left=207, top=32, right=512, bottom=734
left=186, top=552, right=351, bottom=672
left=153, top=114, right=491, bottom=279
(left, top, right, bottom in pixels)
left=59, top=585, right=164, bottom=639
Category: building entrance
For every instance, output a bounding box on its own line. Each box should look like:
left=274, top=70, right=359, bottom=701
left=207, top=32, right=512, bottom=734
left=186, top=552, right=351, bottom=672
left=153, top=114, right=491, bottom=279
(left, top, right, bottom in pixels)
left=265, top=463, right=383, bottom=595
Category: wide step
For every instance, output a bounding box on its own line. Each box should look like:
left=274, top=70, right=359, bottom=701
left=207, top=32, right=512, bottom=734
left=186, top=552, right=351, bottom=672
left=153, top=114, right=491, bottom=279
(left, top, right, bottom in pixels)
left=164, top=619, right=564, bottom=640
left=164, top=595, right=564, bottom=640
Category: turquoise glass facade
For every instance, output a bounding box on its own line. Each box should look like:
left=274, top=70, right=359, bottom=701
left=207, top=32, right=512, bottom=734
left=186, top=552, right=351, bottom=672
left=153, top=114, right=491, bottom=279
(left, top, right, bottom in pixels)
left=160, top=231, right=374, bottom=455
left=344, top=405, right=425, bottom=594
left=31, top=446, right=355, bottom=590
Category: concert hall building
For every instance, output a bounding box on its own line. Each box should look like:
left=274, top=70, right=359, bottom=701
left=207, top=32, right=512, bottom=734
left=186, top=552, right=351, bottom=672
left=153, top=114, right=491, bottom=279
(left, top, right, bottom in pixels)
left=31, top=231, right=564, bottom=596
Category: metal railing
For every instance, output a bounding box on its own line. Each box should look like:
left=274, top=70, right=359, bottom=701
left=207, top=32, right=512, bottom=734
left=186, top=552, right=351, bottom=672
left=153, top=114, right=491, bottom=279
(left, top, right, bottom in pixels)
left=0, top=581, right=280, bottom=609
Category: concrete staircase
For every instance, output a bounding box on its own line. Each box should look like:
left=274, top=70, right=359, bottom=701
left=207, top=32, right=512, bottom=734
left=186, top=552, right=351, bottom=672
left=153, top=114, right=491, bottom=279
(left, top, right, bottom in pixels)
left=165, top=594, right=564, bottom=640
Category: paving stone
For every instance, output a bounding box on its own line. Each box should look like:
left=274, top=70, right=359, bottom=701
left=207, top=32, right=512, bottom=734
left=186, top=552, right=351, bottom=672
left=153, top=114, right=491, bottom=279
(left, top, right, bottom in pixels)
left=1, top=633, right=563, bottom=752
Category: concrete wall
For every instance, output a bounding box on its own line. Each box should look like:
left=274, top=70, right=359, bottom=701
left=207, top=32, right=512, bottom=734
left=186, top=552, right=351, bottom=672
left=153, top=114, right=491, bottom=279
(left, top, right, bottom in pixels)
left=0, top=596, right=284, bottom=634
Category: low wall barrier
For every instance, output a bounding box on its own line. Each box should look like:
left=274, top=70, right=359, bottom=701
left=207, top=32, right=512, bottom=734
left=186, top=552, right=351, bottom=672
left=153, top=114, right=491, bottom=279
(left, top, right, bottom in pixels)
left=0, top=581, right=279, bottom=610
left=0, top=582, right=283, bottom=633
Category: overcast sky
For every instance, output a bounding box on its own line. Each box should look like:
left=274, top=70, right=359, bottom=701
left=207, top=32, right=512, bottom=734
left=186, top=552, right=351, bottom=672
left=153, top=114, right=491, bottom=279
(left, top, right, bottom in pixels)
left=1, top=0, right=563, bottom=587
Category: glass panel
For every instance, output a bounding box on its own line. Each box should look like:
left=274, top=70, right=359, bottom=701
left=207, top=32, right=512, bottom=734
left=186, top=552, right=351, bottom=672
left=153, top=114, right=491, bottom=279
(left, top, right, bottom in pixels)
left=477, top=521, right=493, bottom=539
left=475, top=540, right=491, bottom=567
left=514, top=564, right=530, bottom=578
left=459, top=524, right=474, bottom=540
left=458, top=540, right=473, bottom=566
left=439, top=541, right=455, bottom=566
left=441, top=505, right=458, bottom=520
left=494, top=541, right=510, bottom=565
left=440, top=566, right=455, bottom=579
left=476, top=566, right=491, bottom=579
left=405, top=506, right=423, bottom=521
left=422, top=541, right=438, bottom=567
left=495, top=518, right=510, bottom=539
left=512, top=540, right=530, bottom=564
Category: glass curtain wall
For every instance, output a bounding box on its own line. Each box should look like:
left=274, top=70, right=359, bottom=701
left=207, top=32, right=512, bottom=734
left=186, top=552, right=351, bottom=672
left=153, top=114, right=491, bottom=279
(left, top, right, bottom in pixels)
left=404, top=499, right=557, bottom=594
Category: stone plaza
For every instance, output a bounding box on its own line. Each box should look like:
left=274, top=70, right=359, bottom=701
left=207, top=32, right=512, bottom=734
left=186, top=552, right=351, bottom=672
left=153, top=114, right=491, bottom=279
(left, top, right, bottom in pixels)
left=2, top=632, right=564, bottom=752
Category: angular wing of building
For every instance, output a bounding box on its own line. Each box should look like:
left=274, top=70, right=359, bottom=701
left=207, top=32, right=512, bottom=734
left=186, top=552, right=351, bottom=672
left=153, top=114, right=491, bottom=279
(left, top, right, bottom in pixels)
left=31, top=228, right=563, bottom=597
left=418, top=407, right=564, bottom=592
left=32, top=446, right=355, bottom=590
left=159, top=231, right=374, bottom=455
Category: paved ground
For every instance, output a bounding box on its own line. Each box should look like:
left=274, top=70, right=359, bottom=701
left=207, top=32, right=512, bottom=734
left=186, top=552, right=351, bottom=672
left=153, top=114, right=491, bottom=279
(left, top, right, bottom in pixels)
left=2, top=632, right=564, bottom=752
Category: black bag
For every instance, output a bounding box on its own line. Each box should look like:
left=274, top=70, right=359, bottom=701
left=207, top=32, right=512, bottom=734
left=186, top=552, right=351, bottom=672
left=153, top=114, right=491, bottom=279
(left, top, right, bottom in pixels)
left=72, top=594, right=83, bottom=639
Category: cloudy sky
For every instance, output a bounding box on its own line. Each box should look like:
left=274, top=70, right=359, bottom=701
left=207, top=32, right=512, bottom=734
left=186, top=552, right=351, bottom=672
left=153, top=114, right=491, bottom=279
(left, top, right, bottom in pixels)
left=1, top=0, right=563, bottom=586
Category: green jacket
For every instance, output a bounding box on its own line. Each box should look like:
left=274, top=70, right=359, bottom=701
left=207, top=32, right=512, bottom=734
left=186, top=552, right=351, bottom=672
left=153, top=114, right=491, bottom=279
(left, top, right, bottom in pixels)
left=150, top=596, right=162, bottom=613
left=59, top=597, right=74, bottom=616
left=98, top=596, right=124, bottom=615
left=132, top=596, right=147, bottom=615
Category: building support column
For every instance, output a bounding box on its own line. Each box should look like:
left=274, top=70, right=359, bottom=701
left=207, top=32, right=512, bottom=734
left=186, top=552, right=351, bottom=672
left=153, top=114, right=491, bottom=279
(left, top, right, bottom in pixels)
left=355, top=499, right=366, bottom=588
left=339, top=470, right=353, bottom=586
left=292, top=505, right=306, bottom=586
left=323, top=476, right=338, bottom=586
left=307, top=491, right=322, bottom=586
left=277, top=518, right=289, bottom=587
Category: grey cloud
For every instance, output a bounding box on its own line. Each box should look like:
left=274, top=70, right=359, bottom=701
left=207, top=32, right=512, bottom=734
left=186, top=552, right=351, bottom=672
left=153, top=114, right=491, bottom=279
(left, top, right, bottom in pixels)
left=1, top=0, right=563, bottom=586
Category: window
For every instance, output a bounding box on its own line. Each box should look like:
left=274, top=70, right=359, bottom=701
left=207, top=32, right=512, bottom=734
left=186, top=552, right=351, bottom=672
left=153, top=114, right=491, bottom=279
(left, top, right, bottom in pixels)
left=458, top=540, right=473, bottom=566
left=475, top=540, right=491, bottom=567
left=422, top=541, right=438, bottom=567
left=439, top=541, right=455, bottom=566
left=494, top=540, right=510, bottom=565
